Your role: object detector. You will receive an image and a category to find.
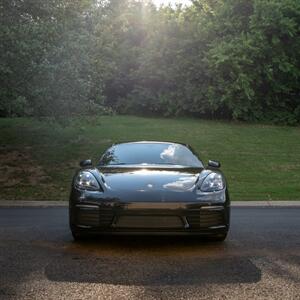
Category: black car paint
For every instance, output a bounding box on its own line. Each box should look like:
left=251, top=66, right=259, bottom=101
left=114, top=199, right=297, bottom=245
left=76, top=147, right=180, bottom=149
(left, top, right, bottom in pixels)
left=69, top=142, right=230, bottom=238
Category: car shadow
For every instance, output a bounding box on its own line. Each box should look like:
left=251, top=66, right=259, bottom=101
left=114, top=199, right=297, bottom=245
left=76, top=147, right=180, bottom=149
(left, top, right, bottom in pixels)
left=45, top=235, right=262, bottom=285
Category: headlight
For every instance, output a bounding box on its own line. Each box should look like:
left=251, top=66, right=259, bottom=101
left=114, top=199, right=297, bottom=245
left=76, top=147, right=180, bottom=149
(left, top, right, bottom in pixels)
left=75, top=171, right=100, bottom=191
left=200, top=172, right=224, bottom=192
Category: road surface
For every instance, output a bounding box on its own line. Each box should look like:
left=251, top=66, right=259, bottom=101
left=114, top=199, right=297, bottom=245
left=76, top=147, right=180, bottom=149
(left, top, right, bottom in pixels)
left=0, top=207, right=299, bottom=299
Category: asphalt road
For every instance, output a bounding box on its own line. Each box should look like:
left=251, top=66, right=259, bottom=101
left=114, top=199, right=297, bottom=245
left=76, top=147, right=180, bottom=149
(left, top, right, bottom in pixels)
left=0, top=207, right=299, bottom=300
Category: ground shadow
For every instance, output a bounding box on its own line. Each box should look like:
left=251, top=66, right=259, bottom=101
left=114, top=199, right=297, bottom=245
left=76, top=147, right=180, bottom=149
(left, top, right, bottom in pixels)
left=45, top=236, right=262, bottom=285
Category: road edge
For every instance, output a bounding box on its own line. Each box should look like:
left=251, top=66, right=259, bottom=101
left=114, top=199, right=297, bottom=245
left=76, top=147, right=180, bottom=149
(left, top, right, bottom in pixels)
left=0, top=200, right=300, bottom=207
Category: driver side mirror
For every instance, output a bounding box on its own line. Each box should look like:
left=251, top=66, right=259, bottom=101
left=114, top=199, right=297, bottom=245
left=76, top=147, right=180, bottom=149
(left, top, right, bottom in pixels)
left=79, top=159, right=92, bottom=168
left=208, top=160, right=221, bottom=168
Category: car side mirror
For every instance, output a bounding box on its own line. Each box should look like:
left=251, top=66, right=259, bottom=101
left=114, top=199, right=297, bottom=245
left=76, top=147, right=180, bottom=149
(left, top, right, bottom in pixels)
left=208, top=160, right=221, bottom=168
left=79, top=159, right=92, bottom=168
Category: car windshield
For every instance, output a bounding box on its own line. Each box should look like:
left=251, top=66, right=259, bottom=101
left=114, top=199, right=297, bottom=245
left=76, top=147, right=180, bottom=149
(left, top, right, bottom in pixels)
left=99, top=142, right=203, bottom=167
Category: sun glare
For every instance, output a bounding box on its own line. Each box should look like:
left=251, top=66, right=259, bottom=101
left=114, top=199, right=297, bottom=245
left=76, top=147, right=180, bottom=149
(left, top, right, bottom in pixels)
left=152, top=0, right=191, bottom=7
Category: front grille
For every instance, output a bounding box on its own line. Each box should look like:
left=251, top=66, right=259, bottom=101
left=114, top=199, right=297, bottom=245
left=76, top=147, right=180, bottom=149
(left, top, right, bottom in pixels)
left=115, top=215, right=183, bottom=229
left=186, top=209, right=224, bottom=228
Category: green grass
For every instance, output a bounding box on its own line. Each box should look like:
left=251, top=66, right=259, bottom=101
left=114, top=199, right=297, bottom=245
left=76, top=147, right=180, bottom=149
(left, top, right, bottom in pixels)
left=0, top=115, right=300, bottom=201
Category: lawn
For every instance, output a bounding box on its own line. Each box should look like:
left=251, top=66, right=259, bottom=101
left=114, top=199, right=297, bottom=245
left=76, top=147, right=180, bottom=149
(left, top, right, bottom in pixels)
left=0, top=115, right=299, bottom=201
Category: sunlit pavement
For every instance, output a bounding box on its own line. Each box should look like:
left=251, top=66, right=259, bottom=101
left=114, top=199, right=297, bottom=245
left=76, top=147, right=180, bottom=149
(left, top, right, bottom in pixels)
left=0, top=207, right=299, bottom=299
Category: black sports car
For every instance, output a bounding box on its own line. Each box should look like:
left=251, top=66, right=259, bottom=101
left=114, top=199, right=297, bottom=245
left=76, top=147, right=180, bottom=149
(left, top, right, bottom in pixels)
left=69, top=141, right=230, bottom=241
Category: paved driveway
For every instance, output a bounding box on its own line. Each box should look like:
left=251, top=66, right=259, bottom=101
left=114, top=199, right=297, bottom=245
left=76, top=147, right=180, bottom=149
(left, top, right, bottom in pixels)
left=0, top=207, right=299, bottom=299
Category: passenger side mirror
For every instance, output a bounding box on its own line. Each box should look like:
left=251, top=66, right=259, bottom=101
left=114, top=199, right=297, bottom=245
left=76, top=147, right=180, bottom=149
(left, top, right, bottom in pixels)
left=79, top=159, right=92, bottom=168
left=208, top=160, right=221, bottom=168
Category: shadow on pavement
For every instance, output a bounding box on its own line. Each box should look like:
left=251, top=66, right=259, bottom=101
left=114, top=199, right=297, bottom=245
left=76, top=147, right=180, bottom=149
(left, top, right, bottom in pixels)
left=45, top=236, right=262, bottom=285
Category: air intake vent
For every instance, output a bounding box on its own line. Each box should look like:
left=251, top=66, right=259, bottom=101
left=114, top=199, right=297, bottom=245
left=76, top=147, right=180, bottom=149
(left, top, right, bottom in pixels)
left=199, top=210, right=224, bottom=227
left=186, top=209, right=224, bottom=228
left=186, top=210, right=201, bottom=227
left=99, top=206, right=114, bottom=227
left=77, top=209, right=99, bottom=227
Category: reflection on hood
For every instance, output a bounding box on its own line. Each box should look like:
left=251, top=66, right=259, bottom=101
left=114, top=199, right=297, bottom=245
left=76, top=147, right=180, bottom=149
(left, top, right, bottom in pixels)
left=163, top=176, right=198, bottom=191
left=98, top=167, right=201, bottom=192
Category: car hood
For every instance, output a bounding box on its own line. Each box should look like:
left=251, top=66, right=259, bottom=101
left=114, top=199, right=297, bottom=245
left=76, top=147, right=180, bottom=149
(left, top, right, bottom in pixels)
left=97, top=166, right=203, bottom=192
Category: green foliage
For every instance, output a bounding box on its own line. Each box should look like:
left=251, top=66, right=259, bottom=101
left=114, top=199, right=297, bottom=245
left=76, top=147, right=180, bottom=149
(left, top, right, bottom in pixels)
left=204, top=0, right=300, bottom=124
left=0, top=0, right=110, bottom=118
left=0, top=0, right=299, bottom=124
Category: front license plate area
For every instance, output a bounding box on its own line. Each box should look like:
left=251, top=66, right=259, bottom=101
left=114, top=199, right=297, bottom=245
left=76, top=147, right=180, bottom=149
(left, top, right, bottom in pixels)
left=115, top=215, right=184, bottom=229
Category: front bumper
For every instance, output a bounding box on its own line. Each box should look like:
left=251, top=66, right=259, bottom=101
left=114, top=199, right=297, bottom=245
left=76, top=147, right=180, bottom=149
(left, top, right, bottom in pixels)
left=69, top=190, right=230, bottom=236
